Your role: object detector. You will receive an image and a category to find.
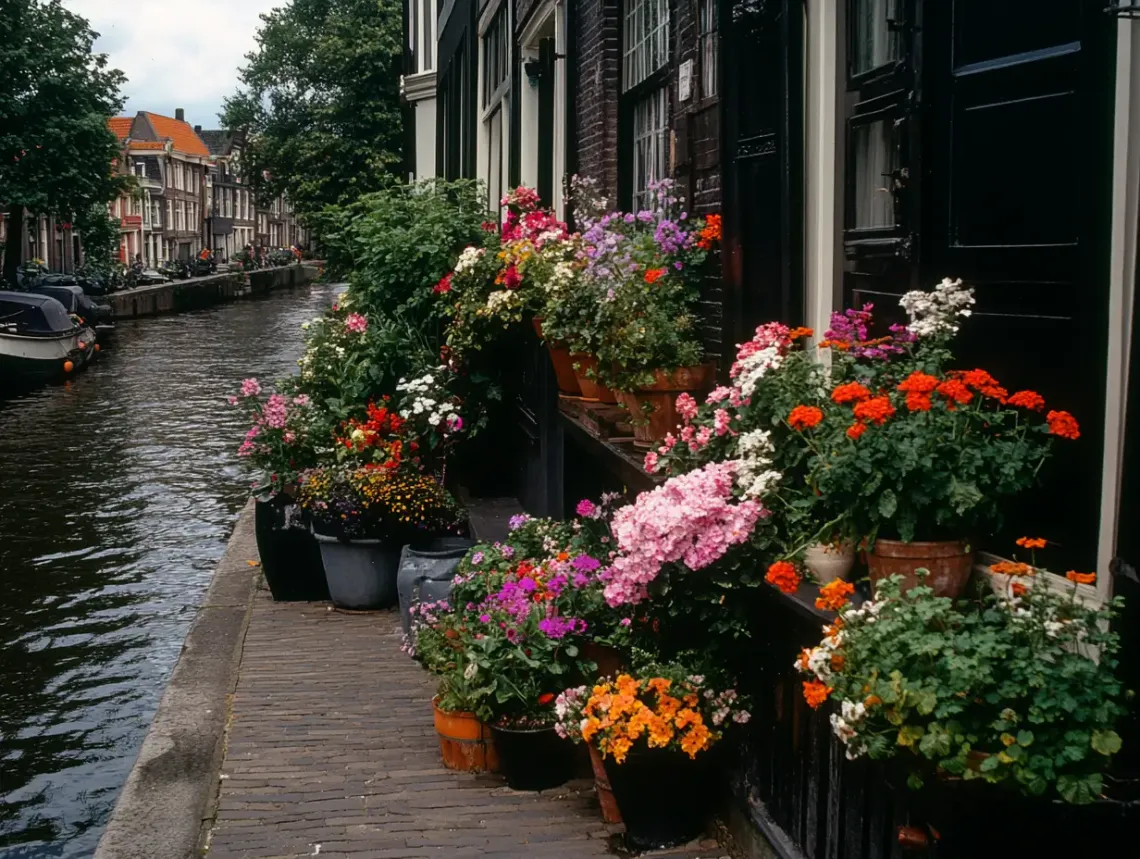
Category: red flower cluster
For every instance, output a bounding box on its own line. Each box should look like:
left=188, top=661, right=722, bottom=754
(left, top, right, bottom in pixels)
left=1047, top=410, right=1081, bottom=440
left=788, top=405, right=824, bottom=431
left=936, top=378, right=973, bottom=407
left=958, top=369, right=1008, bottom=401
left=831, top=382, right=871, bottom=404
left=846, top=423, right=867, bottom=440
left=696, top=213, right=722, bottom=250
left=852, top=396, right=895, bottom=426
left=815, top=579, right=855, bottom=612
left=644, top=267, right=667, bottom=284
left=1007, top=390, right=1045, bottom=411
left=433, top=272, right=453, bottom=294
left=765, top=561, right=801, bottom=595
left=337, top=399, right=408, bottom=470
left=897, top=371, right=938, bottom=412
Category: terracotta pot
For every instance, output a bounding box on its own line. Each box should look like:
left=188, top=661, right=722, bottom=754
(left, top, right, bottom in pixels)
left=867, top=538, right=974, bottom=598
left=616, top=364, right=716, bottom=446
left=531, top=318, right=583, bottom=396
left=582, top=641, right=626, bottom=680
left=803, top=542, right=856, bottom=585
left=588, top=744, right=623, bottom=824
left=432, top=697, right=499, bottom=772
left=571, top=353, right=618, bottom=404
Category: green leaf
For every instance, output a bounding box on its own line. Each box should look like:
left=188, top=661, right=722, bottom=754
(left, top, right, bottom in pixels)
left=1057, top=773, right=1102, bottom=805
left=906, top=771, right=925, bottom=791
left=897, top=725, right=925, bottom=748
left=564, top=645, right=579, bottom=658
left=1091, top=730, right=1122, bottom=756
left=878, top=489, right=898, bottom=520
left=1016, top=730, right=1035, bottom=748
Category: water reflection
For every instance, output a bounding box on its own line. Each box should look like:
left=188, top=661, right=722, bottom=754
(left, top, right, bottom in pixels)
left=0, top=284, right=338, bottom=857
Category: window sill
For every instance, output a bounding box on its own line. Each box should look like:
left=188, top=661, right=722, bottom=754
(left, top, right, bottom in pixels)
left=557, top=396, right=663, bottom=494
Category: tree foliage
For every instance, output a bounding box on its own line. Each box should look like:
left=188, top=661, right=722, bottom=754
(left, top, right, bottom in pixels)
left=221, top=0, right=404, bottom=218
left=0, top=0, right=127, bottom=283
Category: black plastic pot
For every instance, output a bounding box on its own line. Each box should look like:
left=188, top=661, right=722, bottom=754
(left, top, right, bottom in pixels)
left=254, top=498, right=329, bottom=601
left=603, top=748, right=713, bottom=851
left=490, top=724, right=575, bottom=791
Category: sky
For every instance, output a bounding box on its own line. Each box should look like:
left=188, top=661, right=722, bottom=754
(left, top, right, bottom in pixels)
left=65, top=0, right=280, bottom=129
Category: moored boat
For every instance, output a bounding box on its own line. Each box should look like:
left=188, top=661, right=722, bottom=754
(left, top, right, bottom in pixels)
left=0, top=291, right=97, bottom=384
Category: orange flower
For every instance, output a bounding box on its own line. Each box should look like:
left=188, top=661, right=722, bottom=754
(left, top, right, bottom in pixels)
left=853, top=396, right=896, bottom=426
left=802, top=680, right=832, bottom=710
left=897, top=371, right=939, bottom=395
left=1011, top=582, right=1029, bottom=598
left=644, top=267, right=667, bottom=284
left=831, top=381, right=871, bottom=404
left=990, top=561, right=1034, bottom=576
left=958, top=369, right=1008, bottom=400
left=864, top=695, right=883, bottom=709
left=538, top=692, right=555, bottom=706
left=1066, top=571, right=1096, bottom=585
left=557, top=552, right=571, bottom=562
left=905, top=392, right=932, bottom=412
left=815, top=579, right=856, bottom=612
left=936, top=379, right=973, bottom=405
left=830, top=654, right=846, bottom=671
left=1015, top=537, right=1047, bottom=549
left=1007, top=390, right=1045, bottom=411
left=796, top=648, right=812, bottom=671
left=788, top=405, right=824, bottom=431
left=846, top=422, right=868, bottom=440
left=1047, top=410, right=1081, bottom=440
left=696, top=213, right=722, bottom=250
left=766, top=560, right=802, bottom=594
left=789, top=326, right=814, bottom=341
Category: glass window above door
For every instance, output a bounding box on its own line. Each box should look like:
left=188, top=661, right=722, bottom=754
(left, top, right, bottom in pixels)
left=851, top=0, right=902, bottom=77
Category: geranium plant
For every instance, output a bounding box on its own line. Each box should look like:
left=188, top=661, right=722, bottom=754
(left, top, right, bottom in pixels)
left=796, top=566, right=1127, bottom=804
left=230, top=377, right=319, bottom=494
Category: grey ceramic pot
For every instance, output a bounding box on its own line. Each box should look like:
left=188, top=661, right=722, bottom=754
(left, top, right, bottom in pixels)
left=312, top=531, right=401, bottom=610
left=397, top=537, right=475, bottom=638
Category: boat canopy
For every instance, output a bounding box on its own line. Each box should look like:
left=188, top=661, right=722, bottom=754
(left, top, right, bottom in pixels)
left=0, top=291, right=74, bottom=334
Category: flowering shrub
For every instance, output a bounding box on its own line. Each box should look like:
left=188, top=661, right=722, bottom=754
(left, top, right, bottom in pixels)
left=796, top=567, right=1126, bottom=804
left=801, top=280, right=1080, bottom=543
left=229, top=377, right=318, bottom=492
left=553, top=665, right=750, bottom=763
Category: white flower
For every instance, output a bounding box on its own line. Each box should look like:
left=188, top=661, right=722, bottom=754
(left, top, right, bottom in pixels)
left=733, top=346, right=785, bottom=398
left=900, top=277, right=976, bottom=339
left=454, top=246, right=484, bottom=273
left=1044, top=620, right=1065, bottom=638
left=463, top=662, right=478, bottom=680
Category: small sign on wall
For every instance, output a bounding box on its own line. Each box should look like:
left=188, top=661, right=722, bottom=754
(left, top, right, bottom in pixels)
left=679, top=59, right=694, bottom=102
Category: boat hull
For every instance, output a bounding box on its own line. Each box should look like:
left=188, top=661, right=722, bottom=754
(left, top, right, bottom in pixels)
left=0, top=326, right=97, bottom=383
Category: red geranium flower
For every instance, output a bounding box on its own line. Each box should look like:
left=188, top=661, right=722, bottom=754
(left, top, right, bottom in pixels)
left=788, top=405, right=824, bottom=431
left=831, top=382, right=871, bottom=404
left=853, top=396, right=895, bottom=426
left=1047, top=410, right=1080, bottom=440
left=1007, top=390, right=1045, bottom=411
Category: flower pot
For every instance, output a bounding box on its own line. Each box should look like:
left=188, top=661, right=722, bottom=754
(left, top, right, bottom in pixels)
left=803, top=542, right=856, bottom=585
left=397, top=537, right=475, bottom=639
left=432, top=697, right=499, bottom=772
left=582, top=642, right=625, bottom=680
left=490, top=724, right=575, bottom=791
left=603, top=747, right=713, bottom=850
left=570, top=353, right=618, bottom=404
left=588, top=744, right=622, bottom=824
left=532, top=318, right=582, bottom=396
left=254, top=498, right=329, bottom=601
left=616, top=364, right=716, bottom=446
left=311, top=529, right=401, bottom=609
left=867, top=538, right=975, bottom=599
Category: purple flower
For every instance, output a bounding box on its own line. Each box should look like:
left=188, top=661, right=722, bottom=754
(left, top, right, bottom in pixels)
left=571, top=573, right=590, bottom=588
left=575, top=498, right=598, bottom=518
left=508, top=514, right=530, bottom=531
left=519, top=578, right=537, bottom=593
left=479, top=613, right=491, bottom=624
left=471, top=551, right=485, bottom=566
left=572, top=554, right=601, bottom=573
left=674, top=261, right=684, bottom=270
left=501, top=545, right=515, bottom=559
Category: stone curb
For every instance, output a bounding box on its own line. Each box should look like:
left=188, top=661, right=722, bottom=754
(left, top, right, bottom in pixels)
left=93, top=500, right=261, bottom=859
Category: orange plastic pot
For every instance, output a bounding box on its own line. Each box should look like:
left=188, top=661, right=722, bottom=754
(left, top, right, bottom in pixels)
left=571, top=354, right=618, bottom=404
left=616, top=364, right=716, bottom=446
left=432, top=697, right=499, bottom=772
left=867, top=539, right=974, bottom=599
left=532, top=318, right=582, bottom=396
left=589, top=744, right=623, bottom=824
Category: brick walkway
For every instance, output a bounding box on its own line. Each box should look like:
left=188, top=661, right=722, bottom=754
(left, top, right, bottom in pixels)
left=204, top=594, right=727, bottom=858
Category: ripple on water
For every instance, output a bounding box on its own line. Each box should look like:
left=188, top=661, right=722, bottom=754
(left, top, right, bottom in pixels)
left=0, top=285, right=340, bottom=857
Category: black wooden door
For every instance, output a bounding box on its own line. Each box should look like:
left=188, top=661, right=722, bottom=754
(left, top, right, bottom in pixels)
left=920, top=1, right=1115, bottom=567
left=721, top=0, right=805, bottom=345
left=537, top=38, right=556, bottom=206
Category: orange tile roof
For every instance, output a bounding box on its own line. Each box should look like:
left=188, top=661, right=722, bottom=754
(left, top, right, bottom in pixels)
left=140, top=112, right=210, bottom=157
left=108, top=117, right=133, bottom=140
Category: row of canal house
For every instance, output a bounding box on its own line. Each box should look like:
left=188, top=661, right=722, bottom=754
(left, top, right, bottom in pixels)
left=406, top=2, right=1140, bottom=853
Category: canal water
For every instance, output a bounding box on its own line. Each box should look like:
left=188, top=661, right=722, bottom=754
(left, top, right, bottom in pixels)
left=0, top=284, right=340, bottom=857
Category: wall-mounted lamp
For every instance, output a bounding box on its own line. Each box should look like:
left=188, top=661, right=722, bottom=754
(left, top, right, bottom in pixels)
left=524, top=60, right=545, bottom=87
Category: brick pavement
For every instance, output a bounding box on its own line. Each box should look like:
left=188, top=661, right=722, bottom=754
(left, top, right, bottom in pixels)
left=204, top=594, right=727, bottom=859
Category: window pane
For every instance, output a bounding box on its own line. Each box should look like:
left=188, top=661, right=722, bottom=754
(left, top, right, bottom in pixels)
left=632, top=87, right=669, bottom=210
left=423, top=0, right=433, bottom=71
left=623, top=0, right=669, bottom=92
left=851, top=0, right=900, bottom=77
left=850, top=118, right=898, bottom=229
left=699, top=0, right=717, bottom=99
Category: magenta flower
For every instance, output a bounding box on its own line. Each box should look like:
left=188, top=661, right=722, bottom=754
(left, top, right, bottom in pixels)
left=344, top=312, right=368, bottom=334
left=575, top=498, right=598, bottom=519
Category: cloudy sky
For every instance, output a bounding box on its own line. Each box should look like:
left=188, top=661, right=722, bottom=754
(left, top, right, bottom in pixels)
left=65, top=0, right=280, bottom=128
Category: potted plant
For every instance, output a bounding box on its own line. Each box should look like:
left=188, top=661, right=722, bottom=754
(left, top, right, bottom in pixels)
left=796, top=564, right=1127, bottom=805
left=565, top=179, right=721, bottom=439
left=412, top=601, right=500, bottom=772
left=555, top=665, right=751, bottom=850
left=230, top=377, right=327, bottom=601
left=798, top=280, right=1082, bottom=597
left=299, top=466, right=466, bottom=610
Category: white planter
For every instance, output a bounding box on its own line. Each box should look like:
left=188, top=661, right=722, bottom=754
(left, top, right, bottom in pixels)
left=804, top=543, right=855, bottom=584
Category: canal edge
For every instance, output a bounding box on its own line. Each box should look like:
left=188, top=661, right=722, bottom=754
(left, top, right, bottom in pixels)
left=93, top=499, right=261, bottom=859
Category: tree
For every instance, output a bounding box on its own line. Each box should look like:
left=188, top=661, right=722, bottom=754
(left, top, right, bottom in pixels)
left=222, top=0, right=404, bottom=218
left=0, top=0, right=128, bottom=285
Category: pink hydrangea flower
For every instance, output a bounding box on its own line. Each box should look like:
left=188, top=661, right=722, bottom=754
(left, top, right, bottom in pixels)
left=344, top=312, right=368, bottom=333
left=604, top=461, right=763, bottom=607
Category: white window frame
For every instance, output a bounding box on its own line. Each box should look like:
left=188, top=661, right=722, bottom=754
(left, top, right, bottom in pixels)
left=623, top=0, right=668, bottom=92
left=698, top=0, right=718, bottom=99
left=478, top=0, right=511, bottom=211
left=631, top=87, right=669, bottom=211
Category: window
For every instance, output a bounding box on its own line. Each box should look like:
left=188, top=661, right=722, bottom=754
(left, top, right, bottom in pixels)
left=134, top=161, right=147, bottom=178
left=623, top=0, right=668, bottom=92
left=482, top=4, right=508, bottom=109
left=698, top=0, right=717, bottom=99
left=422, top=0, right=434, bottom=72
left=166, top=199, right=173, bottom=228
left=623, top=0, right=670, bottom=209
left=481, top=2, right=510, bottom=210
left=632, top=88, right=669, bottom=211
left=851, top=0, right=902, bottom=78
